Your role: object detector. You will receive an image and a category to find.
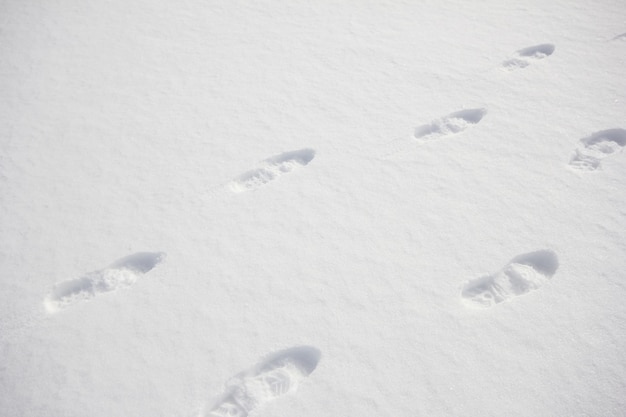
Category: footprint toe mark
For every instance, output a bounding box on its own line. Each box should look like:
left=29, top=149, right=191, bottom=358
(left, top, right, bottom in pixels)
left=517, top=43, right=555, bottom=58
left=108, top=252, right=166, bottom=273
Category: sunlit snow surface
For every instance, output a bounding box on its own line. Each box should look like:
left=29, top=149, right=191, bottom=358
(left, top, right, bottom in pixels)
left=1, top=1, right=626, bottom=417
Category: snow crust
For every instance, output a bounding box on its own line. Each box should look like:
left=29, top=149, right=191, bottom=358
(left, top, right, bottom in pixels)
left=1, top=1, right=626, bottom=416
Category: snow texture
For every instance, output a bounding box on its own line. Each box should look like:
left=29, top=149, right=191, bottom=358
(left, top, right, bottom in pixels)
left=1, top=1, right=626, bottom=417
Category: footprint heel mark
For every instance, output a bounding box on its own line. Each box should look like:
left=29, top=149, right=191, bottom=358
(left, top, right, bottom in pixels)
left=502, top=44, right=555, bottom=70
left=568, top=128, right=626, bottom=171
left=206, top=346, right=321, bottom=417
left=461, top=250, right=559, bottom=309
left=205, top=391, right=248, bottom=417
left=44, top=252, right=166, bottom=313
left=229, top=149, right=316, bottom=193
left=414, top=108, right=487, bottom=140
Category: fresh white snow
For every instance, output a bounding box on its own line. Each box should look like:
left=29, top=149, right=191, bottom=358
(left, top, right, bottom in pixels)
left=1, top=1, right=626, bottom=416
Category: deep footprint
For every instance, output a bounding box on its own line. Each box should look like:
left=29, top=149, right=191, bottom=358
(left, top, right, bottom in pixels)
left=502, top=44, right=555, bottom=70
left=207, top=346, right=321, bottom=417
left=229, top=149, right=315, bottom=192
left=461, top=250, right=559, bottom=309
left=413, top=108, right=487, bottom=140
left=568, top=128, right=626, bottom=171
left=44, top=252, right=166, bottom=313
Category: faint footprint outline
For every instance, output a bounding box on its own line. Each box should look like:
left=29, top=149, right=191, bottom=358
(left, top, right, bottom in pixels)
left=206, top=346, right=321, bottom=417
left=502, top=44, right=555, bottom=70
left=568, top=128, right=626, bottom=171
left=44, top=252, right=166, bottom=313
left=460, top=250, right=559, bottom=309
left=413, top=108, right=487, bottom=140
left=611, top=32, right=626, bottom=41
left=229, top=149, right=316, bottom=193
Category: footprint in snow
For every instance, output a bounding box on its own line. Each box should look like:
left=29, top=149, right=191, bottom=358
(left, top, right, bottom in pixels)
left=413, top=108, right=487, bottom=140
left=44, top=252, right=165, bottom=313
left=568, top=128, right=626, bottom=171
left=461, top=250, right=559, bottom=309
left=229, top=149, right=315, bottom=193
left=611, top=32, right=626, bottom=41
left=206, top=346, right=321, bottom=417
left=502, top=44, right=555, bottom=70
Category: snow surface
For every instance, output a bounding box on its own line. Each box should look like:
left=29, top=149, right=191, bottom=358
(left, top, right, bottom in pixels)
left=1, top=1, right=626, bottom=416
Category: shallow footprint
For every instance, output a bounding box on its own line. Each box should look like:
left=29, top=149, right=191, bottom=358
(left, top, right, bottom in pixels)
left=229, top=149, right=315, bottom=193
left=568, top=128, right=626, bottom=171
left=44, top=252, right=166, bottom=313
left=206, top=346, right=321, bottom=417
left=502, top=44, right=555, bottom=70
left=413, top=108, right=487, bottom=140
left=461, top=250, right=559, bottom=309
left=611, top=32, right=626, bottom=41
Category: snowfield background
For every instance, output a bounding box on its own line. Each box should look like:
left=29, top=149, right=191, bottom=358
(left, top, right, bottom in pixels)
left=1, top=1, right=625, bottom=416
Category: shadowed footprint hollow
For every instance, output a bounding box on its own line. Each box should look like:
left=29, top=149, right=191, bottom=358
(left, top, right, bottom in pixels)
left=44, top=252, right=166, bottom=313
left=414, top=108, right=487, bottom=140
left=461, top=250, right=559, bottom=309
left=230, top=149, right=316, bottom=192
left=206, top=346, right=321, bottom=417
